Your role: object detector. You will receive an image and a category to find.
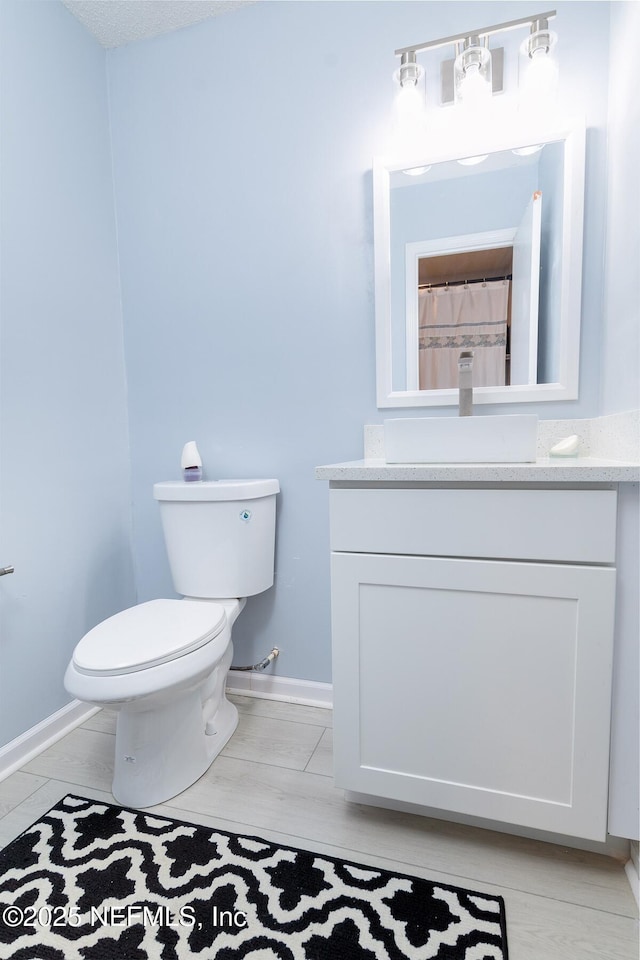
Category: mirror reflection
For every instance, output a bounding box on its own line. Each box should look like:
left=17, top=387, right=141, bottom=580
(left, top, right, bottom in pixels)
left=417, top=255, right=513, bottom=390
left=375, top=123, right=585, bottom=408
left=391, top=141, right=563, bottom=393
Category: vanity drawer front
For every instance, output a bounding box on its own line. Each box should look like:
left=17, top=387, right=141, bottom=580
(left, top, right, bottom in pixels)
left=329, top=487, right=617, bottom=563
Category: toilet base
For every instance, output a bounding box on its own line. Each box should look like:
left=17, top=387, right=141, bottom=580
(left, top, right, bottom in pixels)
left=111, top=684, right=238, bottom=809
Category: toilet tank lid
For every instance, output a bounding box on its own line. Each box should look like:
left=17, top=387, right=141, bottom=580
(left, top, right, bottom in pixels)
left=154, top=479, right=279, bottom=502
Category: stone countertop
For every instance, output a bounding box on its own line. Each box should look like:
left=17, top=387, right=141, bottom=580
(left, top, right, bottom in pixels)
left=315, top=457, right=640, bottom=484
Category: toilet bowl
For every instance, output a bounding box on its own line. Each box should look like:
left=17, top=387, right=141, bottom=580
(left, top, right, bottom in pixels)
left=64, top=478, right=279, bottom=808
left=64, top=597, right=243, bottom=808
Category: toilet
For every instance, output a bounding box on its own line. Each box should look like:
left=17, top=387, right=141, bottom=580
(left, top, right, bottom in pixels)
left=64, top=478, right=279, bottom=808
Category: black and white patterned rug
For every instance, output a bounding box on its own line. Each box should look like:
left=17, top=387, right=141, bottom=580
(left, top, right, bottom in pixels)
left=0, top=794, right=508, bottom=959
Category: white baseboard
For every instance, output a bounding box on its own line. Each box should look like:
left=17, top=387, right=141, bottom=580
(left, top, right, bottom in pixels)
left=227, top=671, right=332, bottom=709
left=0, top=700, right=99, bottom=784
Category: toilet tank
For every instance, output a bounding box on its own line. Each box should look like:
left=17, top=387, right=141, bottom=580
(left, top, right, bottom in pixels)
left=153, top=479, right=279, bottom=599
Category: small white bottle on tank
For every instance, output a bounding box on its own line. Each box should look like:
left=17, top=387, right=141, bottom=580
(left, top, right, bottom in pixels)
left=181, top=441, right=203, bottom=482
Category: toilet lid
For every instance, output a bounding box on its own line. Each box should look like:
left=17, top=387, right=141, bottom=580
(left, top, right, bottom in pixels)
left=73, top=599, right=227, bottom=676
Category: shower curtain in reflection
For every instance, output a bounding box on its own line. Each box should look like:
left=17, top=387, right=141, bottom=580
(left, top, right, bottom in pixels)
left=418, top=280, right=510, bottom=390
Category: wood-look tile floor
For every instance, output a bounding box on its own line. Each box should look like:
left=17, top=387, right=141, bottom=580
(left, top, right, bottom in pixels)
left=0, top=695, right=637, bottom=959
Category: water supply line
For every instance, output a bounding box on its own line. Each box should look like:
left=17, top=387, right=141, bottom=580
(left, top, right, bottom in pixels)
left=230, top=648, right=280, bottom=672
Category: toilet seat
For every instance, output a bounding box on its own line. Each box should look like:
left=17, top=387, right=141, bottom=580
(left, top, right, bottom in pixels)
left=72, top=599, right=227, bottom=677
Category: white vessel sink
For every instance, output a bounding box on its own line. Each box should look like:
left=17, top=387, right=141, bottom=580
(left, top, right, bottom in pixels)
left=384, top=415, right=538, bottom=464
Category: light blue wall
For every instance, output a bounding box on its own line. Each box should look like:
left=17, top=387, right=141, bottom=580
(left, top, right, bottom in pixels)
left=0, top=0, right=134, bottom=745
left=601, top=1, right=640, bottom=415
left=0, top=0, right=633, bottom=740
left=107, top=1, right=382, bottom=682
left=390, top=167, right=538, bottom=245
left=107, top=1, right=614, bottom=683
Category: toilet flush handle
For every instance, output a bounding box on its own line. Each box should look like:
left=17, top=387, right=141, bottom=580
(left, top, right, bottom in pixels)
left=0, top=565, right=14, bottom=576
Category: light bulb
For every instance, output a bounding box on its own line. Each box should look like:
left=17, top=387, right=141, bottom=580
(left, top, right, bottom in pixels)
left=457, top=155, right=489, bottom=166
left=458, top=62, right=491, bottom=105
left=525, top=47, right=558, bottom=98
left=454, top=39, right=492, bottom=107
left=519, top=25, right=558, bottom=111
left=402, top=165, right=431, bottom=177
left=392, top=57, right=427, bottom=154
left=394, top=81, right=423, bottom=120
left=512, top=144, right=544, bottom=156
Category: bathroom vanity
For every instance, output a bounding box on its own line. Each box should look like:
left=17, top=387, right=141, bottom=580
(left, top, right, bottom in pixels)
left=316, top=455, right=639, bottom=844
left=344, top=70, right=639, bottom=848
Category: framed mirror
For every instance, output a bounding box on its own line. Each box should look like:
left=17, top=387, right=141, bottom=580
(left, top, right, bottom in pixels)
left=374, top=119, right=586, bottom=407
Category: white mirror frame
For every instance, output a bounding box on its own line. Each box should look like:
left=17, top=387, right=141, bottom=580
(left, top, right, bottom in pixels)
left=374, top=118, right=586, bottom=408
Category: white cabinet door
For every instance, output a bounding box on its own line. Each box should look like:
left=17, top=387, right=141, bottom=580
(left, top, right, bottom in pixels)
left=331, top=552, right=616, bottom=841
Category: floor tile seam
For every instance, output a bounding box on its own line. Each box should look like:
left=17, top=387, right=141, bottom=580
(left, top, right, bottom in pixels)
left=76, top=718, right=327, bottom=769
left=79, top=713, right=329, bottom=738
left=80, top=713, right=331, bottom=738
left=302, top=727, right=329, bottom=773
left=493, top=882, right=639, bottom=920
left=74, top=724, right=115, bottom=740
left=214, top=753, right=334, bottom=780
left=221, top=748, right=330, bottom=775
left=231, top=697, right=331, bottom=720
left=235, top=709, right=333, bottom=733
left=20, top=768, right=111, bottom=792
left=79, top=722, right=115, bottom=737
left=0, top=774, right=53, bottom=825
left=230, top=725, right=326, bottom=749
left=233, top=697, right=329, bottom=710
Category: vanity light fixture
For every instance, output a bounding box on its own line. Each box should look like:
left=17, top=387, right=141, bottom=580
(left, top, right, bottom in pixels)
left=392, top=9, right=557, bottom=130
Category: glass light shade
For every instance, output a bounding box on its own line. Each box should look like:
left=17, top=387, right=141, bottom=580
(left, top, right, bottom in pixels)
left=392, top=63, right=427, bottom=154
left=393, top=79, right=425, bottom=119
left=454, top=43, right=492, bottom=107
left=393, top=57, right=423, bottom=90
left=520, top=29, right=559, bottom=104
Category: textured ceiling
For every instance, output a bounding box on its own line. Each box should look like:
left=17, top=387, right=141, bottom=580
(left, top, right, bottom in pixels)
left=61, top=0, right=257, bottom=48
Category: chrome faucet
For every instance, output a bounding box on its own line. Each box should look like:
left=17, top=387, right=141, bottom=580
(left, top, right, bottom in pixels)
left=458, top=351, right=474, bottom=417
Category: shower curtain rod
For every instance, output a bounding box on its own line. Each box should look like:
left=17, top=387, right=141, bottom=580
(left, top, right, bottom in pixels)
left=419, top=275, right=512, bottom=290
